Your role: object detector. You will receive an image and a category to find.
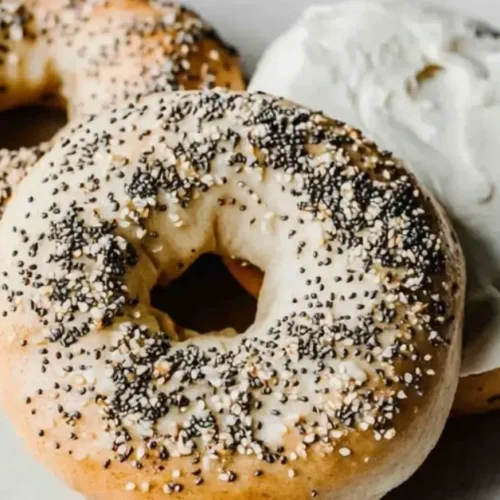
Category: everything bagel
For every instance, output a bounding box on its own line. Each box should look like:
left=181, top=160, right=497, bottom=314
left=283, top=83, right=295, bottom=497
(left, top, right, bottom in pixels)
left=0, top=0, right=244, bottom=218
left=0, top=90, right=465, bottom=499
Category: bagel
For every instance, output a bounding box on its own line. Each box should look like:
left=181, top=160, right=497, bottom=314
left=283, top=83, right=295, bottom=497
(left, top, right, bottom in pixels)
left=0, top=0, right=244, bottom=218
left=0, top=90, right=465, bottom=499
left=453, top=368, right=500, bottom=415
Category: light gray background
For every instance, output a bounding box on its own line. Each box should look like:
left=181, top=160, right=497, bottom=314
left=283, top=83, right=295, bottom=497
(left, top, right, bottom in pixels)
left=1, top=1, right=499, bottom=498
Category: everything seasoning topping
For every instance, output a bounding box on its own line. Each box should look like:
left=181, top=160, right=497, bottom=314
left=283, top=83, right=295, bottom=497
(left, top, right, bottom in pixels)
left=0, top=90, right=462, bottom=494
left=0, top=0, right=240, bottom=219
left=44, top=207, right=138, bottom=346
left=0, top=144, right=50, bottom=218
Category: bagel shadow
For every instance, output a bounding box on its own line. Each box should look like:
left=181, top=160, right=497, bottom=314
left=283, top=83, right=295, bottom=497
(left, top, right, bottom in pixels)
left=388, top=411, right=500, bottom=499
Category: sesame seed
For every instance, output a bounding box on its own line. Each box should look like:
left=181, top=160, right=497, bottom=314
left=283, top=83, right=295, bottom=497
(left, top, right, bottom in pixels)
left=124, top=482, right=136, bottom=492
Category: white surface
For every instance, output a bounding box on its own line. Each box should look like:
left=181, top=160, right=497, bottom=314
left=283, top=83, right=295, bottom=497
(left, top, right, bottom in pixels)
left=0, top=412, right=79, bottom=500
left=247, top=0, right=500, bottom=377
left=1, top=1, right=500, bottom=499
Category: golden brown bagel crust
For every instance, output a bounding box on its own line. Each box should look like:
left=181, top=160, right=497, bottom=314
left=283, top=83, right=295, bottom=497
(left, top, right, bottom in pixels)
left=0, top=90, right=464, bottom=499
left=454, top=368, right=500, bottom=415
left=0, top=0, right=245, bottom=218
left=223, top=258, right=263, bottom=299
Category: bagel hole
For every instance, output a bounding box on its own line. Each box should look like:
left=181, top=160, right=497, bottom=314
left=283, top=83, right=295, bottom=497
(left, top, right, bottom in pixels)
left=0, top=105, right=67, bottom=149
left=464, top=295, right=497, bottom=343
left=150, top=254, right=257, bottom=334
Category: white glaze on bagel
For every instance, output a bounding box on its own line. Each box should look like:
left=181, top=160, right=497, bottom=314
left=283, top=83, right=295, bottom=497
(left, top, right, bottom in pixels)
left=0, top=0, right=244, bottom=218
left=0, top=90, right=464, bottom=499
